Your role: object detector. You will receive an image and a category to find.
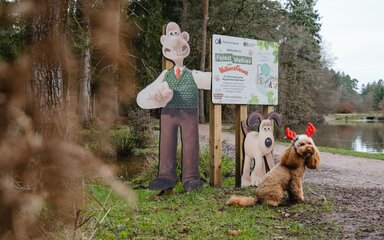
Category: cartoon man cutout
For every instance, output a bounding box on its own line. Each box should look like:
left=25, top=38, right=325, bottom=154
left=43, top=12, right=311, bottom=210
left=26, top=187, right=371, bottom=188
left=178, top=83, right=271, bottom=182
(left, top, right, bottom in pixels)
left=136, top=22, right=211, bottom=192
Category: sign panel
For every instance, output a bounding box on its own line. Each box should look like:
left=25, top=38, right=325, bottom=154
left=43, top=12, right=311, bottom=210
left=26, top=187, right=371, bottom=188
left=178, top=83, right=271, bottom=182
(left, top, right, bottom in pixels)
left=212, top=34, right=279, bottom=105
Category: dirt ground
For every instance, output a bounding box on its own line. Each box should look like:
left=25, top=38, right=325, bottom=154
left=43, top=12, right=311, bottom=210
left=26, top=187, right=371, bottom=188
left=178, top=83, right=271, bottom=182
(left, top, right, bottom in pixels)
left=198, top=124, right=384, bottom=239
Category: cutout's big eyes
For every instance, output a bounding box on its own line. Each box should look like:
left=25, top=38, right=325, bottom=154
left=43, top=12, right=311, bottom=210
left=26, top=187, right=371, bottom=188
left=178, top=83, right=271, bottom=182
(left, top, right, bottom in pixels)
left=173, top=30, right=179, bottom=36
left=169, top=32, right=174, bottom=36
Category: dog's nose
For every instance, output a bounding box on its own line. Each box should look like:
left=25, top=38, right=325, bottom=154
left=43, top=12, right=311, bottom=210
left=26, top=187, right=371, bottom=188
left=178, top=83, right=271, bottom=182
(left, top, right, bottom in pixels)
left=265, top=138, right=273, bottom=148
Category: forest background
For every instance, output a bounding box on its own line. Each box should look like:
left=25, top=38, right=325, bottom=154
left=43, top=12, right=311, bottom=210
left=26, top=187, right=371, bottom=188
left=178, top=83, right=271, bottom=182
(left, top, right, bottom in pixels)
left=2, top=0, right=384, bottom=132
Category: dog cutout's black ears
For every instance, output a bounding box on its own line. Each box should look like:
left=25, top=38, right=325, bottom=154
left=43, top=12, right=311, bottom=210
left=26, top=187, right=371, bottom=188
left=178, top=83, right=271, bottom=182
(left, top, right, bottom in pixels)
left=247, top=112, right=264, bottom=128
left=267, top=112, right=282, bottom=126
left=280, top=144, right=300, bottom=169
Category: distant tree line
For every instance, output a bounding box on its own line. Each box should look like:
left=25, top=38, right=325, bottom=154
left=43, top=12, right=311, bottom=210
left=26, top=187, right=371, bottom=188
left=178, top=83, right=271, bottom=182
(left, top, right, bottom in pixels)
left=1, top=0, right=383, bottom=128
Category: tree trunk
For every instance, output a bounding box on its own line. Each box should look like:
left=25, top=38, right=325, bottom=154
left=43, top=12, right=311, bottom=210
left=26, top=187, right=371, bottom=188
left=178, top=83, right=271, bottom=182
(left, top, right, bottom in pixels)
left=111, top=0, right=120, bottom=120
left=79, top=29, right=92, bottom=126
left=92, top=0, right=121, bottom=124
left=199, top=0, right=209, bottom=123
left=78, top=2, right=92, bottom=126
left=30, top=0, right=69, bottom=133
left=180, top=0, right=188, bottom=30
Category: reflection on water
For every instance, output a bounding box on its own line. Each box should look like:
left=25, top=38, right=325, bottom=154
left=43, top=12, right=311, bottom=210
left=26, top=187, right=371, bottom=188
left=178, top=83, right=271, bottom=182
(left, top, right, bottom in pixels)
left=279, top=121, right=384, bottom=154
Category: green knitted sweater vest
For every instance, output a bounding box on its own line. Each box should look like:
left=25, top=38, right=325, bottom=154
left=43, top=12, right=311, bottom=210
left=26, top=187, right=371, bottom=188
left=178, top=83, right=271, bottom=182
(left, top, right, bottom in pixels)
left=164, top=68, right=198, bottom=108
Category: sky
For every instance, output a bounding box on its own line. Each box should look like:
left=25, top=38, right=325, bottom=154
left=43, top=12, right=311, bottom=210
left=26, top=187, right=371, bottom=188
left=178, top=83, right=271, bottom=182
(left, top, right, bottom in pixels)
left=315, top=0, right=384, bottom=90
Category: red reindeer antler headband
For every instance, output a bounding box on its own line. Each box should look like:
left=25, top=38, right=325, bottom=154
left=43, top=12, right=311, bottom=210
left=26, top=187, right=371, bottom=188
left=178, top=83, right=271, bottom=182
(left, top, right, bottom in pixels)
left=305, top=122, right=316, bottom=138
left=285, top=123, right=316, bottom=141
left=285, top=128, right=297, bottom=141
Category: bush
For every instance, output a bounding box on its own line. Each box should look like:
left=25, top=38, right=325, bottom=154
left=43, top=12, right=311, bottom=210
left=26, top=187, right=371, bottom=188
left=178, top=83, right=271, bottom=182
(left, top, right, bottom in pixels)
left=126, top=106, right=154, bottom=148
left=199, top=148, right=235, bottom=180
left=130, top=147, right=235, bottom=187
left=110, top=127, right=137, bottom=157
left=336, top=102, right=356, bottom=113
left=80, top=126, right=138, bottom=158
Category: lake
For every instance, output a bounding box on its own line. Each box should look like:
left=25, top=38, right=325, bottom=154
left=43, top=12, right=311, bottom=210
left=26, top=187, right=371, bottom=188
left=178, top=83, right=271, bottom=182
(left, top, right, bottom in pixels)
left=281, top=121, right=384, bottom=154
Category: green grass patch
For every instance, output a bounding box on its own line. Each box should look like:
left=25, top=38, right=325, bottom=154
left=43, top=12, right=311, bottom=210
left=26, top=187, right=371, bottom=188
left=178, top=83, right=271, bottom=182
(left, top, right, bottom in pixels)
left=328, top=113, right=384, bottom=121
left=81, top=182, right=340, bottom=239
left=276, top=142, right=384, bottom=160
left=318, top=146, right=384, bottom=160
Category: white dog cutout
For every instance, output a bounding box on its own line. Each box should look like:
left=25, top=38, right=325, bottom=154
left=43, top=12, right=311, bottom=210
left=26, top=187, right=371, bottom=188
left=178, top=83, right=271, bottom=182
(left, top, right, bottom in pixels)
left=241, top=112, right=282, bottom=187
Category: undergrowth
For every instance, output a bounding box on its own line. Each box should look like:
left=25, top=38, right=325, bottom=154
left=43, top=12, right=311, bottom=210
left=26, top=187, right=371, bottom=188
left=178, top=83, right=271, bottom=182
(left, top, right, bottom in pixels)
left=80, top=182, right=340, bottom=239
left=77, top=148, right=340, bottom=239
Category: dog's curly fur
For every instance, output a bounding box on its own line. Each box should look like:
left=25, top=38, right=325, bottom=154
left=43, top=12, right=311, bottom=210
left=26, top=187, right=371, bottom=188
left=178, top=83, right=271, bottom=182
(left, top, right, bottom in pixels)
left=227, top=135, right=320, bottom=207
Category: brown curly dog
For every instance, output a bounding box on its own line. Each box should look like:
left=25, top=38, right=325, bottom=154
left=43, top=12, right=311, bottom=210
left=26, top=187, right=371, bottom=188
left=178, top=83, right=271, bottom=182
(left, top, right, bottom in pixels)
left=227, top=123, right=320, bottom=207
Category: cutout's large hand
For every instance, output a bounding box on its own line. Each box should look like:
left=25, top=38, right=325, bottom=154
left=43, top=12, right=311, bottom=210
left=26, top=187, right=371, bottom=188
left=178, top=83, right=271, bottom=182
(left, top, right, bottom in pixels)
left=148, top=81, right=173, bottom=106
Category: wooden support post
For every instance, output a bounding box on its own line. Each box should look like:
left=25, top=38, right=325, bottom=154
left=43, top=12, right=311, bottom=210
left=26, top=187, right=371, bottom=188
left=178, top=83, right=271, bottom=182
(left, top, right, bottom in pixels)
left=262, top=105, right=274, bottom=116
left=162, top=25, right=174, bottom=70
left=235, top=105, right=247, bottom=188
left=209, top=102, right=222, bottom=187
left=162, top=54, right=174, bottom=70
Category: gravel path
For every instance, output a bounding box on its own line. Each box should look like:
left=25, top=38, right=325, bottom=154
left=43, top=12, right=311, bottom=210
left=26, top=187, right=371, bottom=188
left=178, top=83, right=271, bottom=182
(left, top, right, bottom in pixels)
left=198, top=123, right=384, bottom=239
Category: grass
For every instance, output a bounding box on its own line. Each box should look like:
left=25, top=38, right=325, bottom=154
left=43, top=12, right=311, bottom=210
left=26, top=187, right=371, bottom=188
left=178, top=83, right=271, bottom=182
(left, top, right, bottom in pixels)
left=75, top=122, right=381, bottom=239
left=275, top=142, right=384, bottom=161
left=326, top=113, right=384, bottom=121
left=318, top=146, right=384, bottom=160
left=82, top=182, right=340, bottom=239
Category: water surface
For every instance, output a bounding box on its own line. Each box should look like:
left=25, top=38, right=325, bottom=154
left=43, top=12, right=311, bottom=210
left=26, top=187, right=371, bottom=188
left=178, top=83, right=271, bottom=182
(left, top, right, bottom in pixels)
left=281, top=121, right=384, bottom=154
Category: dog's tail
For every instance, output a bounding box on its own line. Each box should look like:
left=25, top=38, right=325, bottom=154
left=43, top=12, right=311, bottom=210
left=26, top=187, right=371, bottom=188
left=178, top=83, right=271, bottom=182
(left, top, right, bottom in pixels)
left=226, top=195, right=258, bottom=207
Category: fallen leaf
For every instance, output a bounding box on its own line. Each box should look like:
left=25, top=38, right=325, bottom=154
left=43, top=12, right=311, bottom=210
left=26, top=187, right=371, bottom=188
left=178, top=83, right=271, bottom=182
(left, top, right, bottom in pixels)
left=227, top=229, right=242, bottom=236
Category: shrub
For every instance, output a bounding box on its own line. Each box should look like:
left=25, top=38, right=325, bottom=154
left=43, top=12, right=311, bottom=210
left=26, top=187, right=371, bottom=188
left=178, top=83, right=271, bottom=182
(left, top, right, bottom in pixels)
left=126, top=106, right=154, bottom=148
left=130, top=147, right=235, bottom=187
left=79, top=126, right=138, bottom=158
left=336, top=102, right=356, bottom=113
left=110, top=127, right=137, bottom=157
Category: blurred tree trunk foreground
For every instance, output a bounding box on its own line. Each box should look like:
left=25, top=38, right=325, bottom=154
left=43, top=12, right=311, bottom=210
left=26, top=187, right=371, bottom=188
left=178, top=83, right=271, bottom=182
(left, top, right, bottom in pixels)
left=29, top=0, right=69, bottom=133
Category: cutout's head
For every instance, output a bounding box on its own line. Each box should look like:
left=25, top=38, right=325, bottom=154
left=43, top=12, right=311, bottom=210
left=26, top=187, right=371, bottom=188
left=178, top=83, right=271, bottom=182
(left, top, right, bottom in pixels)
left=160, top=22, right=190, bottom=64
left=245, top=112, right=282, bottom=153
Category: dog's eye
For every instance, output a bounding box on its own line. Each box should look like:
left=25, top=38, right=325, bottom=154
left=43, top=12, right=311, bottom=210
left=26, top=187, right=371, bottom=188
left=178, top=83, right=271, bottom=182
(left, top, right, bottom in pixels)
left=299, top=143, right=305, bottom=146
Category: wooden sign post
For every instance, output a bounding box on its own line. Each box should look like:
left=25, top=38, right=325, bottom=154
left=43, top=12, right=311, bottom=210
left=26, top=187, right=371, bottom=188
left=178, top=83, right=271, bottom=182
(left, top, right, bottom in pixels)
left=210, top=34, right=279, bottom=188
left=235, top=105, right=247, bottom=187
left=209, top=103, right=222, bottom=187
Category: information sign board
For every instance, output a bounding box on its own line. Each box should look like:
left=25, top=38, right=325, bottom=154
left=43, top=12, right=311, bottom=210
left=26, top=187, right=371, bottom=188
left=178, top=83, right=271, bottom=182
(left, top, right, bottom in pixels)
left=212, top=34, right=279, bottom=105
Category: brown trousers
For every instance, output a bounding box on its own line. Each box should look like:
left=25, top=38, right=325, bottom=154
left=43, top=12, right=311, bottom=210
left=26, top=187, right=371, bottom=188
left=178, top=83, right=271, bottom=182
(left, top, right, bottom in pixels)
left=158, top=108, right=199, bottom=183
